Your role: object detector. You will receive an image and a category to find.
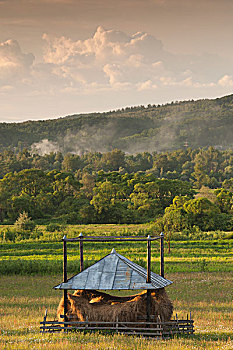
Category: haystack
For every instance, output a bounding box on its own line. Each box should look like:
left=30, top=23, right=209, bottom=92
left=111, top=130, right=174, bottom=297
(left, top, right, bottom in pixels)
left=57, top=288, right=173, bottom=323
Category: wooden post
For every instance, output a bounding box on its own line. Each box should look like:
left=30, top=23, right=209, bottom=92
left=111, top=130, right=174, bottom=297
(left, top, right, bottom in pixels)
left=116, top=316, right=119, bottom=334
left=147, top=235, right=151, bottom=322
left=42, top=309, right=47, bottom=333
left=147, top=235, right=151, bottom=283
left=63, top=235, right=68, bottom=329
left=160, top=232, right=164, bottom=278
left=79, top=232, right=84, bottom=272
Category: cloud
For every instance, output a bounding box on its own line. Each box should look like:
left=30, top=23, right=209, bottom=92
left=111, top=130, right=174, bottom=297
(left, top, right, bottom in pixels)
left=218, top=75, right=233, bottom=87
left=0, top=39, right=34, bottom=82
left=42, top=27, right=166, bottom=89
left=137, top=80, right=157, bottom=91
left=41, top=27, right=232, bottom=93
left=1, top=27, right=230, bottom=93
left=1, top=27, right=233, bottom=121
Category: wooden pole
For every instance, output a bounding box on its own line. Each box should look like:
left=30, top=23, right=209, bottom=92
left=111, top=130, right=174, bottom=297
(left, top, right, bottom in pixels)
left=147, top=235, right=151, bottom=283
left=160, top=232, right=164, bottom=278
left=79, top=233, right=84, bottom=272
left=63, top=235, right=68, bottom=328
left=146, top=235, right=151, bottom=322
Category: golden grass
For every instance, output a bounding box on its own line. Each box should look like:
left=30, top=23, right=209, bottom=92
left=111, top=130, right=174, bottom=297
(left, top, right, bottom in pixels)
left=0, top=272, right=232, bottom=349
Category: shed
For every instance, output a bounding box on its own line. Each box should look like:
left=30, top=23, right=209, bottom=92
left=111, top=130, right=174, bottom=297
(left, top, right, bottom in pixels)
left=40, top=235, right=194, bottom=337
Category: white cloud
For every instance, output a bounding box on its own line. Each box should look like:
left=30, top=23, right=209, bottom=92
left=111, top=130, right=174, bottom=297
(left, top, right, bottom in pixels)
left=137, top=80, right=157, bottom=91
left=0, top=39, right=34, bottom=82
left=42, top=27, right=166, bottom=88
left=41, top=27, right=232, bottom=94
left=218, top=75, right=233, bottom=87
left=31, top=139, right=59, bottom=155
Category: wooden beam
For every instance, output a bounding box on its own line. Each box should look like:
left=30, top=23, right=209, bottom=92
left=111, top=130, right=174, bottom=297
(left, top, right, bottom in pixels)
left=147, top=235, right=151, bottom=284
left=63, top=235, right=68, bottom=329
left=160, top=232, right=164, bottom=277
left=79, top=233, right=84, bottom=272
left=147, top=235, right=151, bottom=322
left=64, top=237, right=160, bottom=242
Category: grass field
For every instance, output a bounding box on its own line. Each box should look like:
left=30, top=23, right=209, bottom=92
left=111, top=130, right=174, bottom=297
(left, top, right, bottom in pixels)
left=0, top=272, right=232, bottom=349
left=0, top=237, right=232, bottom=275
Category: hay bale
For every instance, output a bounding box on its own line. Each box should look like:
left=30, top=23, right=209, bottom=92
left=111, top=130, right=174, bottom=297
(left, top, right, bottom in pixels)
left=72, top=289, right=144, bottom=304
left=151, top=288, right=173, bottom=322
left=57, top=288, right=173, bottom=323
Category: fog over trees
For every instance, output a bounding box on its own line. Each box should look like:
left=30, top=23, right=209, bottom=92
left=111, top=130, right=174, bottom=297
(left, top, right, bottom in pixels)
left=0, top=94, right=233, bottom=154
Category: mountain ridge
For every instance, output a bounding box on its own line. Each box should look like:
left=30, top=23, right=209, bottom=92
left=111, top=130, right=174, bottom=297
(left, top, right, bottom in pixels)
left=1, top=94, right=233, bottom=154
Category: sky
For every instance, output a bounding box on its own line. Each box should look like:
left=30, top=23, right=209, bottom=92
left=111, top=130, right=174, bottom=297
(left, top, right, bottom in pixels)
left=0, top=0, right=233, bottom=122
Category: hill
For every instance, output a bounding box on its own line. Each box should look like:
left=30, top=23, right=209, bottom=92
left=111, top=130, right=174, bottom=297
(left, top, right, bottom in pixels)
left=1, top=94, right=233, bottom=154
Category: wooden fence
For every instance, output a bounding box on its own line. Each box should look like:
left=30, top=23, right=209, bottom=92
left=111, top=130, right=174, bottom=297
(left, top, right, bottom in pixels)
left=40, top=313, right=194, bottom=339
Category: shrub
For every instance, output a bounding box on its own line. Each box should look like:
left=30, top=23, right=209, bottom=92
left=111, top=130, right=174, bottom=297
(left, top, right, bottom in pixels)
left=14, top=212, right=36, bottom=232
left=1, top=228, right=17, bottom=242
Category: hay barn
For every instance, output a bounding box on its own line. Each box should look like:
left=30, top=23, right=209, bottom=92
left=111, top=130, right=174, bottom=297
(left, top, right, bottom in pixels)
left=40, top=234, right=194, bottom=338
left=54, top=248, right=173, bottom=323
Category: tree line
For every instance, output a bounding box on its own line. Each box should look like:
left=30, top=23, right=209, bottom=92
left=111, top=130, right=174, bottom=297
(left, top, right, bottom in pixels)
left=0, top=169, right=194, bottom=224
left=0, top=147, right=232, bottom=189
left=0, top=166, right=232, bottom=232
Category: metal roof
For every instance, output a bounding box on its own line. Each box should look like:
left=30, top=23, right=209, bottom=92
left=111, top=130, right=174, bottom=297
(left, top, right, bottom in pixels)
left=54, top=248, right=173, bottom=290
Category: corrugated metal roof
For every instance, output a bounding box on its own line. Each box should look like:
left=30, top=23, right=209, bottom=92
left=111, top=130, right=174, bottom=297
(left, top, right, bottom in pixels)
left=54, top=248, right=173, bottom=290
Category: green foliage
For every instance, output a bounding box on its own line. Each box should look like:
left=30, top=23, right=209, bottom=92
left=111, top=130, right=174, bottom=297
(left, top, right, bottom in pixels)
left=1, top=227, right=17, bottom=242
left=0, top=225, right=43, bottom=242
left=0, top=146, right=232, bottom=191
left=215, top=188, right=233, bottom=213
left=184, top=197, right=221, bottom=231
left=46, top=223, right=63, bottom=232
left=0, top=146, right=232, bottom=227
left=0, top=168, right=196, bottom=224
left=155, top=195, right=233, bottom=233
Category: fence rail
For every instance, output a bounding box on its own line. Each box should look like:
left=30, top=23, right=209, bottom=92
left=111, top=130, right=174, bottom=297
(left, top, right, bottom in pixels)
left=40, top=316, right=194, bottom=338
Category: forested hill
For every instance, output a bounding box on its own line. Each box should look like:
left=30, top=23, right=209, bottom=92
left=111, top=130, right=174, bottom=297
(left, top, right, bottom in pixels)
left=1, top=94, right=233, bottom=154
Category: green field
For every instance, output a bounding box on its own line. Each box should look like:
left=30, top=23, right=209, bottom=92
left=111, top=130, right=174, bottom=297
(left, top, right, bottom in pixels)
left=0, top=224, right=232, bottom=349
left=0, top=230, right=232, bottom=275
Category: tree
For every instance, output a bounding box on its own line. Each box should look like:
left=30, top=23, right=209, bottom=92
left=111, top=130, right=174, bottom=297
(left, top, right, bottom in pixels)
left=161, top=196, right=190, bottom=252
left=62, top=154, right=84, bottom=172
left=215, top=189, right=233, bottom=214
left=184, top=197, right=221, bottom=231
left=193, top=147, right=222, bottom=188
left=91, top=181, right=125, bottom=222
left=100, top=149, right=125, bottom=172
left=80, top=173, right=95, bottom=199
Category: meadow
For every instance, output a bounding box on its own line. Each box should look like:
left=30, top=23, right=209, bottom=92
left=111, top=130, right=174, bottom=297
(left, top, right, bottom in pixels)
left=0, top=234, right=232, bottom=275
left=0, top=224, right=232, bottom=349
left=0, top=273, right=232, bottom=350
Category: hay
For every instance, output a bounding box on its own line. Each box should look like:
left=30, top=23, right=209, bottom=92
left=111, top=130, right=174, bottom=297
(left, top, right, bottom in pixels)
left=57, top=288, right=173, bottom=323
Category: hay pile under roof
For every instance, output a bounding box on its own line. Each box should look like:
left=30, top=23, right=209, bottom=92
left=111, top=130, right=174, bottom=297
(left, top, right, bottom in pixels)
left=57, top=289, right=173, bottom=323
